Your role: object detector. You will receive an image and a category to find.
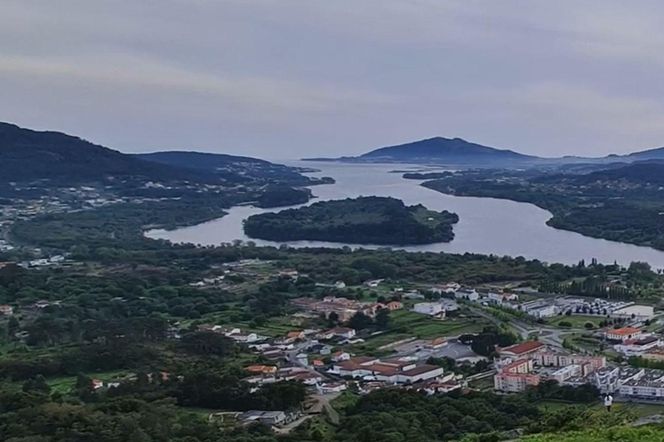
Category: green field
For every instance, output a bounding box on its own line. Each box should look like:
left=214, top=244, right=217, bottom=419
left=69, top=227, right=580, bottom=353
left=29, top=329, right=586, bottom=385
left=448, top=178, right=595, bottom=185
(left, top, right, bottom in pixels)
left=349, top=310, right=487, bottom=353
left=547, top=315, right=603, bottom=329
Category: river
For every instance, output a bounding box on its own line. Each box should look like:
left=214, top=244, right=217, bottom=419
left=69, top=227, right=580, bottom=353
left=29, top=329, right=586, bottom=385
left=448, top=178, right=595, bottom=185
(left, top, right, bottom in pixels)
left=146, top=162, right=664, bottom=269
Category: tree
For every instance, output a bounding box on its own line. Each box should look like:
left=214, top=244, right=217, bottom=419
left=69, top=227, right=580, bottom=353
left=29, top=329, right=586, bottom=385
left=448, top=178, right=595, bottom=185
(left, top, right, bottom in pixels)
left=348, top=312, right=373, bottom=331
left=375, top=308, right=390, bottom=329
left=327, top=311, right=340, bottom=327
left=180, top=331, right=237, bottom=356
left=22, top=375, right=50, bottom=395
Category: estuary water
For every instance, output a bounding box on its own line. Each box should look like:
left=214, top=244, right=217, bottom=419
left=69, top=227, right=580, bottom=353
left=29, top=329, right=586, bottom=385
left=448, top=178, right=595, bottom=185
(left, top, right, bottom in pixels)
left=146, top=162, right=664, bottom=269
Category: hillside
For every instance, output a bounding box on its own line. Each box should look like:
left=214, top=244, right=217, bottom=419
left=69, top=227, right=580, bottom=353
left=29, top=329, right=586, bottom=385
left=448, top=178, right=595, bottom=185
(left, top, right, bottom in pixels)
left=307, top=136, right=539, bottom=166
left=136, top=151, right=324, bottom=186
left=571, top=160, right=664, bottom=186
left=0, top=122, right=211, bottom=184
left=243, top=196, right=459, bottom=245
left=624, top=146, right=664, bottom=161
left=0, top=122, right=326, bottom=190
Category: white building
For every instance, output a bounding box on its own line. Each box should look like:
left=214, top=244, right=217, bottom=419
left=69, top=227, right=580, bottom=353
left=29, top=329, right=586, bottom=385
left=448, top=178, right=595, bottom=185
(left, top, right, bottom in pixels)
left=455, top=289, right=479, bottom=301
left=412, top=302, right=444, bottom=317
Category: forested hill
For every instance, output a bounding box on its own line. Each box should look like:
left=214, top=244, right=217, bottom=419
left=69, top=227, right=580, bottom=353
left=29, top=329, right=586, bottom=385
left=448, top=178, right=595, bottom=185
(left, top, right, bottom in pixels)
left=136, top=151, right=323, bottom=186
left=243, top=196, right=459, bottom=245
left=571, top=161, right=664, bottom=186
left=0, top=122, right=212, bottom=184
left=308, top=136, right=539, bottom=166
left=360, top=137, right=537, bottom=164
left=0, top=122, right=320, bottom=187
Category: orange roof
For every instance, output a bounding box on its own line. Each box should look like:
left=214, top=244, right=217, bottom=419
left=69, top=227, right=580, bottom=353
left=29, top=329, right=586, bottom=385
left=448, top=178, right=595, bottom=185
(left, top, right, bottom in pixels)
left=287, top=331, right=304, bottom=338
left=245, top=365, right=277, bottom=374
left=608, top=327, right=641, bottom=336
left=366, top=363, right=399, bottom=376
left=500, top=340, right=544, bottom=355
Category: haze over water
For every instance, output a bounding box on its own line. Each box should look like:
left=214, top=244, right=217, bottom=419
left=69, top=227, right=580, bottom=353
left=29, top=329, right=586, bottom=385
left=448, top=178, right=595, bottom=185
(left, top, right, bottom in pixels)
left=147, top=162, right=664, bottom=269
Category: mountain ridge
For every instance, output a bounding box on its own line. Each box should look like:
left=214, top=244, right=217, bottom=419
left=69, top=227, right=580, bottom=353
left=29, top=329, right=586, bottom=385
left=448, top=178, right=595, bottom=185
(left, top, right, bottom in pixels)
left=305, top=135, right=664, bottom=167
left=0, top=122, right=314, bottom=187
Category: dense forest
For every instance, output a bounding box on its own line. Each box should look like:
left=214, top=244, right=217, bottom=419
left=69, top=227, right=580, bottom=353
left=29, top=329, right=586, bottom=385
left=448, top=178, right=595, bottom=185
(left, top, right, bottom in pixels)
left=243, top=196, right=459, bottom=245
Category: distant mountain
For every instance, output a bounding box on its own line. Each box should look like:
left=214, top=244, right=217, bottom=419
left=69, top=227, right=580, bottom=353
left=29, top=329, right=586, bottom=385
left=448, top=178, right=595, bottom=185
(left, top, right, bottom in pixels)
left=623, top=146, right=664, bottom=162
left=307, top=136, right=540, bottom=166
left=0, top=122, right=212, bottom=184
left=136, top=151, right=272, bottom=170
left=572, top=160, right=664, bottom=186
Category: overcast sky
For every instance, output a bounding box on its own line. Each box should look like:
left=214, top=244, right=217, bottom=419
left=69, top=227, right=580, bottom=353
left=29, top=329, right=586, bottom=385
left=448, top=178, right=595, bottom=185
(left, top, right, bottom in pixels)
left=3, top=1, right=664, bottom=159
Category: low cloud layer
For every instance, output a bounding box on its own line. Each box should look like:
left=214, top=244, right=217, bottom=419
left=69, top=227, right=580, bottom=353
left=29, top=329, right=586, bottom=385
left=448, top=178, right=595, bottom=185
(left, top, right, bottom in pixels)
left=2, top=0, right=664, bottom=158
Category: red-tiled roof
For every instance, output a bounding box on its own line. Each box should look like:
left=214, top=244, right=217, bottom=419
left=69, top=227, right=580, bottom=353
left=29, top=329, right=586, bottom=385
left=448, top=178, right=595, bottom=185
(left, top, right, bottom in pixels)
left=500, top=340, right=544, bottom=355
left=607, top=327, right=641, bottom=336
left=366, top=363, right=399, bottom=376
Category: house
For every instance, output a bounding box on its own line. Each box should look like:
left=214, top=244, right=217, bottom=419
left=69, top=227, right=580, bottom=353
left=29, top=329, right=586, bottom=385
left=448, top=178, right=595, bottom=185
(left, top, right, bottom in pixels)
left=426, top=337, right=448, bottom=350
left=328, top=327, right=356, bottom=340
left=364, top=279, right=384, bottom=288
left=34, top=300, right=50, bottom=309
left=295, top=353, right=309, bottom=366
left=386, top=301, right=403, bottom=311
left=487, top=292, right=518, bottom=304
left=332, top=351, right=351, bottom=362
left=403, top=291, right=425, bottom=300
left=412, top=302, right=445, bottom=318
left=396, top=365, right=445, bottom=384
left=606, top=327, right=642, bottom=342
left=498, top=341, right=546, bottom=358
left=286, top=330, right=306, bottom=342
left=279, top=269, right=300, bottom=279
left=91, top=379, right=104, bottom=390
left=430, top=283, right=460, bottom=295
left=529, top=305, right=558, bottom=318
left=614, top=336, right=660, bottom=356
left=239, top=410, right=287, bottom=427
left=643, top=348, right=664, bottom=362
left=455, top=288, right=479, bottom=301
left=421, top=380, right=463, bottom=395
left=229, top=332, right=261, bottom=343
left=290, top=371, right=323, bottom=385
left=0, top=305, right=13, bottom=316
left=330, top=356, right=380, bottom=377
left=318, top=382, right=347, bottom=394
left=245, top=365, right=278, bottom=375
left=440, top=299, right=460, bottom=312
left=520, top=300, right=559, bottom=318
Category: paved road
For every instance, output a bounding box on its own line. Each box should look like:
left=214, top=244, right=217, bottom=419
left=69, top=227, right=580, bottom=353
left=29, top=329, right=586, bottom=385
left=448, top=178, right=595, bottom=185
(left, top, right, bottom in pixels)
left=469, top=306, right=568, bottom=350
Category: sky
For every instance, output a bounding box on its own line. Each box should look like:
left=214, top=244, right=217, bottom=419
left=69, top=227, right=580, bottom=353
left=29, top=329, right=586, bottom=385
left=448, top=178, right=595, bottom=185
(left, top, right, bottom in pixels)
left=3, top=1, right=664, bottom=160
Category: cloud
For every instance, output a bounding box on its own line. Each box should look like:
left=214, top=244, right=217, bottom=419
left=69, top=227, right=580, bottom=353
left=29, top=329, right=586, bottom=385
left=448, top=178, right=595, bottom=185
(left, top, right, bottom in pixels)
left=0, top=54, right=393, bottom=117
left=2, top=0, right=664, bottom=157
